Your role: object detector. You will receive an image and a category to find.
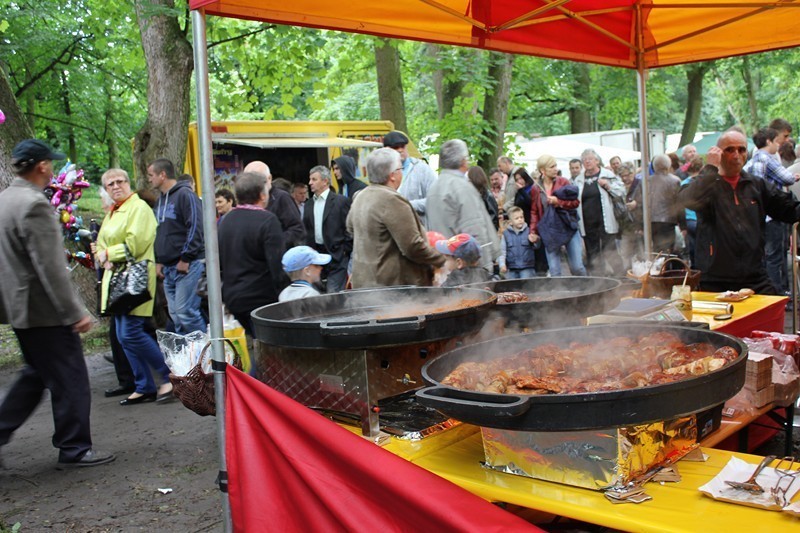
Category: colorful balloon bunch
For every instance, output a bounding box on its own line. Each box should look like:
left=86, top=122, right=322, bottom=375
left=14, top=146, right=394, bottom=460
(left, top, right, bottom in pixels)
left=45, top=161, right=90, bottom=230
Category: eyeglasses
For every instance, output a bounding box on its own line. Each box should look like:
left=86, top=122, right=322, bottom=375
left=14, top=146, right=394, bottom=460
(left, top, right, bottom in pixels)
left=723, top=146, right=748, bottom=154
left=394, top=167, right=403, bottom=173
left=105, top=179, right=129, bottom=189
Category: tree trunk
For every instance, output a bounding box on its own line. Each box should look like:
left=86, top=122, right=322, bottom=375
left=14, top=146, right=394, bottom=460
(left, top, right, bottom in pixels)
left=374, top=39, right=408, bottom=134
left=741, top=56, right=760, bottom=131
left=0, top=67, right=34, bottom=189
left=60, top=71, right=77, bottom=162
left=25, top=69, right=35, bottom=132
left=678, top=62, right=711, bottom=148
left=108, top=130, right=120, bottom=169
left=569, top=63, right=592, bottom=133
left=132, top=0, right=193, bottom=189
left=426, top=44, right=467, bottom=120
left=477, top=52, right=514, bottom=171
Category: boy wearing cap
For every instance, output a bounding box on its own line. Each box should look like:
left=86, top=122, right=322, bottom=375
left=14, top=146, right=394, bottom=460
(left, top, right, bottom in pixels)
left=436, top=234, right=492, bottom=287
left=279, top=246, right=332, bottom=302
left=383, top=131, right=437, bottom=227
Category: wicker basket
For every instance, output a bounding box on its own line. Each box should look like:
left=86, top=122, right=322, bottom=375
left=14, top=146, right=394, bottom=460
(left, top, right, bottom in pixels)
left=169, top=339, right=241, bottom=417
left=638, top=255, right=701, bottom=299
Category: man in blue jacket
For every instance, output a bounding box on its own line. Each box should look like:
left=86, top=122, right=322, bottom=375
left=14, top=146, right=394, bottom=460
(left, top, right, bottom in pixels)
left=148, top=159, right=206, bottom=334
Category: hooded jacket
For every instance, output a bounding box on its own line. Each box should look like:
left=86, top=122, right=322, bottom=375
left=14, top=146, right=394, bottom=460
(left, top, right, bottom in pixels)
left=153, top=180, right=205, bottom=266
left=334, top=155, right=366, bottom=199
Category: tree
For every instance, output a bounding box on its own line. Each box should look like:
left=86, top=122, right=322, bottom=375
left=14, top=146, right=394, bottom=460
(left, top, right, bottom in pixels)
left=477, top=52, right=514, bottom=170
left=0, top=67, right=34, bottom=187
left=678, top=62, right=712, bottom=147
left=132, top=0, right=193, bottom=188
left=374, top=38, right=407, bottom=133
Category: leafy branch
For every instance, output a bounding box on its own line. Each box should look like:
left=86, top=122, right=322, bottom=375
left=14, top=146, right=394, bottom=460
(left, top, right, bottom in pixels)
left=207, top=24, right=276, bottom=49
left=14, top=34, right=90, bottom=97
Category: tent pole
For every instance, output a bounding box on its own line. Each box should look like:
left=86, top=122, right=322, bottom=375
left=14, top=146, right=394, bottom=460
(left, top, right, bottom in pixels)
left=637, top=65, right=652, bottom=259
left=191, top=9, right=232, bottom=531
left=635, top=4, right=652, bottom=260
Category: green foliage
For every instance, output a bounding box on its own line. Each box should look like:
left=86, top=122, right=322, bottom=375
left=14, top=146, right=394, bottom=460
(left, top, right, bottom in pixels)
left=1, top=0, right=147, bottom=175
left=3, top=4, right=800, bottom=179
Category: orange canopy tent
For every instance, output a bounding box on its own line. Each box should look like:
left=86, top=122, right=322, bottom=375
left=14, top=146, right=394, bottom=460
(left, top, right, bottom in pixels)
left=189, top=0, right=800, bottom=69
left=186, top=3, right=800, bottom=529
left=188, top=0, right=800, bottom=258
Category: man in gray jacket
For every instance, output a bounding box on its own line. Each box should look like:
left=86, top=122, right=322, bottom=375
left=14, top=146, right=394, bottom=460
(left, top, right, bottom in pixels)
left=0, top=140, right=114, bottom=468
left=383, top=131, right=437, bottom=227
left=426, top=139, right=501, bottom=272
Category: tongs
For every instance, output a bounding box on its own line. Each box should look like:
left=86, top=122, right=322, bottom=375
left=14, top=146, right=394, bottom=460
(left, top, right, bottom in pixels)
left=725, top=455, right=776, bottom=493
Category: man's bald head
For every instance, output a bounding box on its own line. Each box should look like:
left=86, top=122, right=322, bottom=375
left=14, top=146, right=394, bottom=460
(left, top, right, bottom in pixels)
left=717, top=130, right=749, bottom=177
left=717, top=130, right=747, bottom=149
left=243, top=161, right=272, bottom=182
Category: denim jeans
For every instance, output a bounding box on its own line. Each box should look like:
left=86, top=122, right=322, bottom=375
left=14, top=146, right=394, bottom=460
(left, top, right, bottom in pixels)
left=505, top=268, right=537, bottom=279
left=115, top=315, right=170, bottom=394
left=162, top=261, right=207, bottom=334
left=545, top=231, right=587, bottom=276
left=764, top=219, right=788, bottom=294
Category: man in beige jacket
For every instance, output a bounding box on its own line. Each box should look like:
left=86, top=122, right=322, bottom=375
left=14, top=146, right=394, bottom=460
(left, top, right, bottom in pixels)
left=0, top=140, right=114, bottom=468
left=347, top=148, right=445, bottom=288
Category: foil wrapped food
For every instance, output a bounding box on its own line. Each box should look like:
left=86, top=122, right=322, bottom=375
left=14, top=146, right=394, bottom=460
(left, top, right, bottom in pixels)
left=481, top=416, right=698, bottom=490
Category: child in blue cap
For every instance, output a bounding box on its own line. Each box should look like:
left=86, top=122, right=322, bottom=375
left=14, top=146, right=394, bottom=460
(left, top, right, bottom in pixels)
left=279, top=246, right=332, bottom=302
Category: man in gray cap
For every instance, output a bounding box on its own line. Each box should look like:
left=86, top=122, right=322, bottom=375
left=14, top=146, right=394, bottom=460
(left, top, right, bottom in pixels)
left=383, top=131, right=437, bottom=227
left=0, top=139, right=115, bottom=468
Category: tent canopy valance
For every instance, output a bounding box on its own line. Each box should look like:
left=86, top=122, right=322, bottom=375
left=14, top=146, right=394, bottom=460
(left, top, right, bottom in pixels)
left=189, top=0, right=800, bottom=69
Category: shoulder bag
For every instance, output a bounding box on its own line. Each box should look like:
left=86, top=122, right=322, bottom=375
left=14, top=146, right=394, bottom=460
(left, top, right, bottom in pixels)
left=106, top=244, right=152, bottom=315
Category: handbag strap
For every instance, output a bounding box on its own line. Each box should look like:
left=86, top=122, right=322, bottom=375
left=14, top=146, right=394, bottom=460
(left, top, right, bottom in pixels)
left=123, top=243, right=135, bottom=264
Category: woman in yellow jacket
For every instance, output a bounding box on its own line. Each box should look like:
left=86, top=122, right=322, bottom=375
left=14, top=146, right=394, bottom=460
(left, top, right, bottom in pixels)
left=96, top=169, right=172, bottom=405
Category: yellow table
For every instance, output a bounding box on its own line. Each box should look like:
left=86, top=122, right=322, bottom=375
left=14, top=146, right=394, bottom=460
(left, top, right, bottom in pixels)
left=689, top=292, right=787, bottom=336
left=385, top=433, right=799, bottom=533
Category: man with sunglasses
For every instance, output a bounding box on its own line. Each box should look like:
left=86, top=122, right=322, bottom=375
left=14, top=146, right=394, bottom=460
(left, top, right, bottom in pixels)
left=679, top=129, right=800, bottom=294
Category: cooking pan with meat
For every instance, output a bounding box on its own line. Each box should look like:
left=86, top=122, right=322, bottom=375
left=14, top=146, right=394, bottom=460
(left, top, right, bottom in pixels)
left=417, top=323, right=746, bottom=431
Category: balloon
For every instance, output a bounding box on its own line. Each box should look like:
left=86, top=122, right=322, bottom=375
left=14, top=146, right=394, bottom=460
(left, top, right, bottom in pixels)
left=60, top=210, right=71, bottom=224
left=0, top=109, right=5, bottom=125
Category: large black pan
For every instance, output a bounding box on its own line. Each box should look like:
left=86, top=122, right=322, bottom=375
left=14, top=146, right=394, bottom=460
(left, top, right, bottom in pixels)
left=251, top=286, right=496, bottom=350
left=416, top=323, right=747, bottom=431
left=462, top=276, right=622, bottom=328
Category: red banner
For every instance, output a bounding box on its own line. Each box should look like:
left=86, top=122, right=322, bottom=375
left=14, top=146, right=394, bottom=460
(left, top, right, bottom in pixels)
left=225, top=366, right=540, bottom=531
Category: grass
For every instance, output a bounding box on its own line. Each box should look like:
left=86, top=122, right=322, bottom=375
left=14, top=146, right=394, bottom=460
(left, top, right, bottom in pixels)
left=0, top=322, right=111, bottom=372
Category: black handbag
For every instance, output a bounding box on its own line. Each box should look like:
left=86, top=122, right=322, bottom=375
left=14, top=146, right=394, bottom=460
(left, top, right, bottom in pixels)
left=610, top=191, right=634, bottom=225
left=106, top=245, right=152, bottom=315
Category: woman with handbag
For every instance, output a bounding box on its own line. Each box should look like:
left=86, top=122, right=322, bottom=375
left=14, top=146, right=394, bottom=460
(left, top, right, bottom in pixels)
left=96, top=169, right=173, bottom=406
left=534, top=155, right=587, bottom=276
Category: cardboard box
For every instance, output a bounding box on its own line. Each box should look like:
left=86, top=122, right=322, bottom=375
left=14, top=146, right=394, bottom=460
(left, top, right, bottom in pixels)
left=695, top=403, right=724, bottom=440
left=745, top=352, right=773, bottom=391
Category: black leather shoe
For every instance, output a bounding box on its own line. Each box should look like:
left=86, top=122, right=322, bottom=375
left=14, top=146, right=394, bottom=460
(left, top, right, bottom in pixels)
left=57, top=449, right=116, bottom=468
left=156, top=391, right=175, bottom=404
left=119, top=393, right=156, bottom=406
left=104, top=385, right=135, bottom=398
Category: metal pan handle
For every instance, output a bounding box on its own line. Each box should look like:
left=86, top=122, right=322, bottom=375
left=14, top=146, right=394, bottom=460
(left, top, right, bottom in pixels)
left=416, top=386, right=530, bottom=417
left=320, top=316, right=426, bottom=336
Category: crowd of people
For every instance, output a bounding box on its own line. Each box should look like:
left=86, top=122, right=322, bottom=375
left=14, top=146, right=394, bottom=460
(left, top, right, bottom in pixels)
left=4, top=117, right=800, bottom=467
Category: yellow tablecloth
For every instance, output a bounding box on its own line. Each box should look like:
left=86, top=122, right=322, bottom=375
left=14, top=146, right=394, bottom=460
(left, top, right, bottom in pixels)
left=689, top=292, right=787, bottom=336
left=387, top=433, right=799, bottom=532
